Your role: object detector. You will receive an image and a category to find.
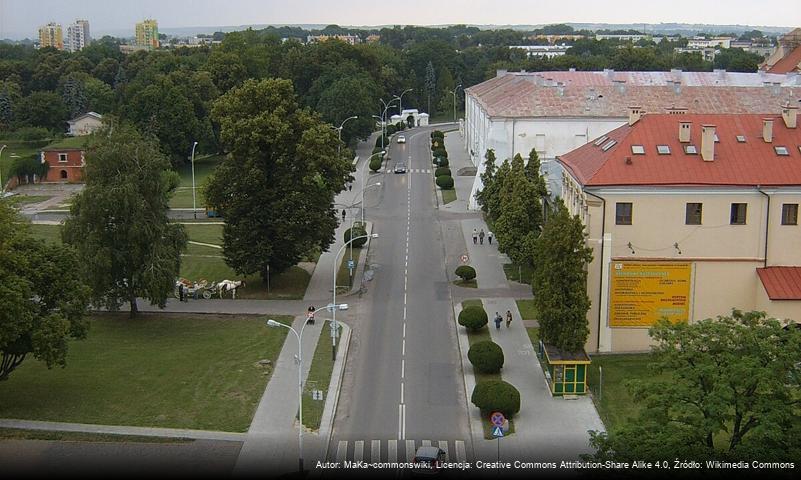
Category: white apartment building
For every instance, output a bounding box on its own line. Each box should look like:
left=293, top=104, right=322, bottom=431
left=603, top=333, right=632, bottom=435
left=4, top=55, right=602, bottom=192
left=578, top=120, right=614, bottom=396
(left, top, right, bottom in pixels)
left=66, top=20, right=90, bottom=52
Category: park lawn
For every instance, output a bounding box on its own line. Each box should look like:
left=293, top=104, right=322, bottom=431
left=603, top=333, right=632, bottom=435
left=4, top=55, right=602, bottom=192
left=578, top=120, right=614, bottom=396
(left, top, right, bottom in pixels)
left=336, top=246, right=363, bottom=292
left=453, top=279, right=477, bottom=288
left=461, top=299, right=482, bottom=309
left=503, top=263, right=534, bottom=285
left=441, top=188, right=456, bottom=204
left=29, top=223, right=63, bottom=244
left=300, top=321, right=341, bottom=431
left=170, top=155, right=223, bottom=209
left=0, top=428, right=192, bottom=443
left=516, top=300, right=537, bottom=321
left=182, top=223, right=223, bottom=245
left=0, top=313, right=292, bottom=432
left=0, top=139, right=47, bottom=182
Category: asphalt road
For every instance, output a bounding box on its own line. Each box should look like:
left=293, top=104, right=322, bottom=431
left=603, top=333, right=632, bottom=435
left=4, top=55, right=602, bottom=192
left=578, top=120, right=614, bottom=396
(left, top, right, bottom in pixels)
left=326, top=126, right=470, bottom=467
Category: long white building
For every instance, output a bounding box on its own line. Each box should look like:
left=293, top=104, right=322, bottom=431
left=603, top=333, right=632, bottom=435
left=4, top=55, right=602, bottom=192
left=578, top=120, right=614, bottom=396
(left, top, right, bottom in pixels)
left=463, top=69, right=801, bottom=209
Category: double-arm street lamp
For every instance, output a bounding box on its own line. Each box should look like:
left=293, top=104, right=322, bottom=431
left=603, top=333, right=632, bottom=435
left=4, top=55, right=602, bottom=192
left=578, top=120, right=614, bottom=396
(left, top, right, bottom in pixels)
left=335, top=115, right=358, bottom=159
left=397, top=88, right=414, bottom=117
left=265, top=303, right=349, bottom=473
left=190, top=141, right=199, bottom=219
left=378, top=98, right=400, bottom=151
left=450, top=84, right=463, bottom=123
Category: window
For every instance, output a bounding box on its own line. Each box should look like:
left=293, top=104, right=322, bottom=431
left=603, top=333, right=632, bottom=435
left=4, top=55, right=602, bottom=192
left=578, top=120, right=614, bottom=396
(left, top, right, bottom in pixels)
left=58, top=153, right=68, bottom=163
left=631, top=145, right=645, bottom=155
left=736, top=135, right=746, bottom=143
left=593, top=135, right=608, bottom=146
left=657, top=145, right=671, bottom=154
left=730, top=203, right=747, bottom=225
left=685, top=203, right=703, bottom=225
left=714, top=133, right=720, bottom=143
left=775, top=146, right=789, bottom=156
left=601, top=140, right=617, bottom=151
left=60, top=170, right=68, bottom=179
left=782, top=204, right=799, bottom=225
left=684, top=145, right=698, bottom=155
left=616, top=202, right=632, bottom=225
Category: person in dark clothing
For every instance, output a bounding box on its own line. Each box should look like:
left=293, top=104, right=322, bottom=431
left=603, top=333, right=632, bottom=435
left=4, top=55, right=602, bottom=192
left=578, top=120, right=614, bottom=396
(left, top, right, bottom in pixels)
left=494, top=312, right=502, bottom=329
left=307, top=305, right=315, bottom=325
left=342, top=209, right=346, bottom=221
left=479, top=229, right=486, bottom=245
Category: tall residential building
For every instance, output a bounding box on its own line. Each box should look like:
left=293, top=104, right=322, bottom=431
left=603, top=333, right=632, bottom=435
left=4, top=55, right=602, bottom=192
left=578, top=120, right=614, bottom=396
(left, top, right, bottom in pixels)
left=135, top=19, right=159, bottom=50
left=38, top=22, right=64, bottom=50
left=66, top=20, right=91, bottom=52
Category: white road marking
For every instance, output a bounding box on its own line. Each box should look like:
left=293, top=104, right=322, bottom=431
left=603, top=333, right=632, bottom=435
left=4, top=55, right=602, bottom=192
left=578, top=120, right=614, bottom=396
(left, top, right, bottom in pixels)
left=438, top=440, right=449, bottom=459
left=354, top=441, right=364, bottom=462
left=401, top=405, right=406, bottom=439
left=401, top=359, right=405, bottom=378
left=422, top=440, right=431, bottom=447
left=455, top=440, right=466, bottom=462
left=403, top=323, right=406, bottom=337
left=388, top=439, right=398, bottom=463
left=401, top=382, right=404, bottom=403
left=336, top=440, right=348, bottom=462
left=398, top=405, right=403, bottom=440
left=406, top=440, right=415, bottom=462
left=402, top=339, right=405, bottom=356
left=371, top=440, right=381, bottom=463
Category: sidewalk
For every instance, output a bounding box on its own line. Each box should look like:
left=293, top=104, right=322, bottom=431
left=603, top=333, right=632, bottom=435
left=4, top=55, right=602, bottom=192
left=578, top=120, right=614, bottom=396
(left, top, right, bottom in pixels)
left=439, top=129, right=474, bottom=214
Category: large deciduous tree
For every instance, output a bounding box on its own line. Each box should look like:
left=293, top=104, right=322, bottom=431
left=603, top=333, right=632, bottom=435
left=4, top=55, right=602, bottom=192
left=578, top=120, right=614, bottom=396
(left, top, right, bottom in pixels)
left=205, top=78, right=353, bottom=281
left=63, top=122, right=187, bottom=317
left=589, top=310, right=801, bottom=462
left=0, top=200, right=90, bottom=380
left=531, top=200, right=593, bottom=352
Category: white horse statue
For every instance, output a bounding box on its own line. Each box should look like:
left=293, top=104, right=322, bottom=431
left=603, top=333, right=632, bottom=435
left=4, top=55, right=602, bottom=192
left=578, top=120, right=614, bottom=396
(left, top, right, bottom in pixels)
left=217, top=279, right=246, bottom=299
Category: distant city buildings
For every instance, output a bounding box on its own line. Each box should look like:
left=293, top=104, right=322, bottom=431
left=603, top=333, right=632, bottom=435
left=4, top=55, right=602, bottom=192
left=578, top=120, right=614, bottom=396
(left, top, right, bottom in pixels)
left=595, top=33, right=651, bottom=42
left=762, top=28, right=801, bottom=74
left=38, top=22, right=63, bottom=50
left=66, top=20, right=91, bottom=52
left=306, top=34, right=361, bottom=45
left=510, top=44, right=570, bottom=58
left=135, top=19, right=160, bottom=50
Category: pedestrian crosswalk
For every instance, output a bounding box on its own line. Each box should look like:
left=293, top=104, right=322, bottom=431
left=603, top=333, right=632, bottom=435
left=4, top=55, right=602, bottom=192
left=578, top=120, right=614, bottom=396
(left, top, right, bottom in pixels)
left=382, top=168, right=432, bottom=174
left=332, top=439, right=467, bottom=464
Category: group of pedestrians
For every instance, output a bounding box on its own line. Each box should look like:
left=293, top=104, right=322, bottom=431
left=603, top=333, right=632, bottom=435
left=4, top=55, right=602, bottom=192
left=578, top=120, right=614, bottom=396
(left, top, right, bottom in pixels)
left=493, top=310, right=514, bottom=330
left=471, top=228, right=493, bottom=245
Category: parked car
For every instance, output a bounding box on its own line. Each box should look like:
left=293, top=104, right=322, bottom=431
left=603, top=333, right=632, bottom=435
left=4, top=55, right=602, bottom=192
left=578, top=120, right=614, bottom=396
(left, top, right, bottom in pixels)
left=396, top=134, right=406, bottom=144
left=394, top=162, right=407, bottom=174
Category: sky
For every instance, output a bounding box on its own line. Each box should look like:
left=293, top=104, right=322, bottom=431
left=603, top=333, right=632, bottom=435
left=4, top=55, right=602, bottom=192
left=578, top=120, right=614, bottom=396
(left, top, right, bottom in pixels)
left=2, top=0, right=800, bottom=39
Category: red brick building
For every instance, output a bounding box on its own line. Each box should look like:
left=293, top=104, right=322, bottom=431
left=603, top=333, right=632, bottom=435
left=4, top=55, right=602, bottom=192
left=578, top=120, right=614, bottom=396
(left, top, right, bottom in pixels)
left=40, top=148, right=85, bottom=182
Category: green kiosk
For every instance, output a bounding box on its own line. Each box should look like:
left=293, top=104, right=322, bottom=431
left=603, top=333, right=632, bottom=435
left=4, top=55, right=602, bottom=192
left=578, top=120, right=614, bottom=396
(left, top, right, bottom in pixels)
left=538, top=341, right=590, bottom=396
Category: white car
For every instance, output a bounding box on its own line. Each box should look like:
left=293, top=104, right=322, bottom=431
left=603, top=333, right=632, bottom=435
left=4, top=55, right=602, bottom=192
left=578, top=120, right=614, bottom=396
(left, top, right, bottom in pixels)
left=396, top=135, right=406, bottom=144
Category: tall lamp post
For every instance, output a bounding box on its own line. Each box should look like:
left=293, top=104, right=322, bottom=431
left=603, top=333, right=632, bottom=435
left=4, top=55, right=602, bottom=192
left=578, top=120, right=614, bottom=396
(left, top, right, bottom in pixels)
left=362, top=150, right=385, bottom=224
left=265, top=304, right=347, bottom=473
left=397, top=88, right=413, bottom=119
left=0, top=144, right=7, bottom=194
left=450, top=84, right=462, bottom=123
left=336, top=115, right=358, bottom=160
left=379, top=98, right=399, bottom=151
left=332, top=233, right=378, bottom=361
left=190, top=141, right=198, bottom=219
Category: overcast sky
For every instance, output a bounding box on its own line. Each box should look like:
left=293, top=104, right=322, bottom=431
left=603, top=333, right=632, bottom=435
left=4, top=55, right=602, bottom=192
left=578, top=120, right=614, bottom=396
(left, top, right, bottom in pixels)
left=2, top=0, right=799, bottom=39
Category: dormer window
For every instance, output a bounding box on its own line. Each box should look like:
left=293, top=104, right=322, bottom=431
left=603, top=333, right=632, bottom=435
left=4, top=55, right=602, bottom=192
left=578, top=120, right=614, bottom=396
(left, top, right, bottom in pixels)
left=775, top=146, right=789, bottom=156
left=684, top=145, right=698, bottom=154
left=601, top=140, right=617, bottom=151
left=594, top=135, right=608, bottom=146
left=736, top=135, right=746, bottom=143
left=657, top=145, right=671, bottom=155
left=631, top=145, right=645, bottom=155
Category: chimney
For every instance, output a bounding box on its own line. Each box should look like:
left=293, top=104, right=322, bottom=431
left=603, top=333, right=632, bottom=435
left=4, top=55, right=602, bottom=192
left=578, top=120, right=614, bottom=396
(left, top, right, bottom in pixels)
left=496, top=69, right=508, bottom=78
left=628, top=106, right=643, bottom=126
left=701, top=124, right=716, bottom=161
left=556, top=82, right=565, bottom=96
left=782, top=104, right=798, bottom=128
left=679, top=121, right=692, bottom=143
left=762, top=118, right=774, bottom=142
left=604, top=68, right=615, bottom=78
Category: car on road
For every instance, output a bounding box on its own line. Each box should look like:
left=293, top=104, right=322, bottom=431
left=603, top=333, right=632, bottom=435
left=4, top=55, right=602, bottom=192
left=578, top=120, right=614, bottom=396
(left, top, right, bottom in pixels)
left=394, top=162, right=407, bottom=174
left=396, top=134, right=406, bottom=144
left=411, top=446, right=447, bottom=475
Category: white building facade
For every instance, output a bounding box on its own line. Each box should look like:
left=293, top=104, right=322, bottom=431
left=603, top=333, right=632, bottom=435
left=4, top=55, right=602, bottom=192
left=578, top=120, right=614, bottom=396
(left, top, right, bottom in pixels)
left=66, top=20, right=90, bottom=52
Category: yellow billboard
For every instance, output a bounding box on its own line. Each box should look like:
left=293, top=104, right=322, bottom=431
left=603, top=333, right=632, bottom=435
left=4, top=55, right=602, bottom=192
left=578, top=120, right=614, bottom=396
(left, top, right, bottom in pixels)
left=609, top=262, right=692, bottom=327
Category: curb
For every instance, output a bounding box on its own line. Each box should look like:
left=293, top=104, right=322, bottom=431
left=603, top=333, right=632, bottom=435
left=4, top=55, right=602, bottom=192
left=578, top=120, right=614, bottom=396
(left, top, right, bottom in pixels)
left=452, top=302, right=484, bottom=452
left=0, top=418, right=246, bottom=442
left=319, top=321, right=352, bottom=462
left=342, top=220, right=373, bottom=297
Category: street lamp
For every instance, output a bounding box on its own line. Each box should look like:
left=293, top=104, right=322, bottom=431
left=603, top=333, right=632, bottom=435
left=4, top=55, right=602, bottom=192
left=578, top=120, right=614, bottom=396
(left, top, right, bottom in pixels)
left=396, top=88, right=413, bottom=117
left=450, top=84, right=462, bottom=123
left=190, top=141, right=198, bottom=219
left=336, top=116, right=358, bottom=160
left=362, top=150, right=385, bottom=224
left=332, top=233, right=378, bottom=361
left=0, top=144, right=6, bottom=194
left=379, top=98, right=399, bottom=151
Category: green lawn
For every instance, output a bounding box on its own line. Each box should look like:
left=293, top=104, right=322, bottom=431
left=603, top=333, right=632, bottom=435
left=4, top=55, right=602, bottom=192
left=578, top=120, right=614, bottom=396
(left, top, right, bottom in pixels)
left=516, top=299, right=537, bottom=321
left=29, top=223, right=63, bottom=244
left=170, top=155, right=223, bottom=209
left=183, top=223, right=223, bottom=245
left=300, top=321, right=341, bottom=431
left=336, top=246, right=362, bottom=292
left=453, top=279, right=477, bottom=288
left=585, top=354, right=663, bottom=430
left=0, top=428, right=192, bottom=443
left=46, top=136, right=89, bottom=149
left=0, top=313, right=292, bottom=432
left=441, top=188, right=456, bottom=204
left=503, top=263, right=535, bottom=285
left=461, top=299, right=482, bottom=309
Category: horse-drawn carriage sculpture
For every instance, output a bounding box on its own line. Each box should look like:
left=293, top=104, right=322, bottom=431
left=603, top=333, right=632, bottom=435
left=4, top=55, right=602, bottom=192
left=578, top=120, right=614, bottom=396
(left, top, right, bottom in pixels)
left=174, top=278, right=246, bottom=299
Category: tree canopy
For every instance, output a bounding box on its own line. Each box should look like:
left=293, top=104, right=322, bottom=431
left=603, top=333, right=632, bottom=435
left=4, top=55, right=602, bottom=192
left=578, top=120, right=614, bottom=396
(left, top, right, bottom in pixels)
left=63, top=122, right=187, bottom=316
left=204, top=78, right=353, bottom=281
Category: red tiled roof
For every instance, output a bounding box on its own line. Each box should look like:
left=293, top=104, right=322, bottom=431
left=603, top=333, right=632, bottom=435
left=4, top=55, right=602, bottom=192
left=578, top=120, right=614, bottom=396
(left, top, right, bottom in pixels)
left=466, top=71, right=801, bottom=118
left=757, top=267, right=801, bottom=300
left=767, top=44, right=801, bottom=74
left=558, top=113, right=801, bottom=187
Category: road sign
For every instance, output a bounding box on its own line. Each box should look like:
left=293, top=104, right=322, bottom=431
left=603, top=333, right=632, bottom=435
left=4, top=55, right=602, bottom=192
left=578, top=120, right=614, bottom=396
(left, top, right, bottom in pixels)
left=460, top=254, right=469, bottom=264
left=347, top=260, right=356, bottom=271
left=490, top=411, right=505, bottom=427
left=492, top=426, right=504, bottom=438
left=312, top=390, right=324, bottom=401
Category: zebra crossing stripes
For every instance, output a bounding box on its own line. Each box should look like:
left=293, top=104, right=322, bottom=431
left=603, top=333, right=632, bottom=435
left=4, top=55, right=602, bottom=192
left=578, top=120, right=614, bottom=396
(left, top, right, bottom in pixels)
left=381, top=168, right=432, bottom=174
left=330, top=439, right=467, bottom=463
left=371, top=440, right=381, bottom=463
left=354, top=440, right=364, bottom=462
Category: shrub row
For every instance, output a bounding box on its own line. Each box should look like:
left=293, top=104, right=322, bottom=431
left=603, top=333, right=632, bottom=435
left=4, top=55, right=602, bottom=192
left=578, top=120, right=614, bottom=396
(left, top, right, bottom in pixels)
left=436, top=174, right=454, bottom=190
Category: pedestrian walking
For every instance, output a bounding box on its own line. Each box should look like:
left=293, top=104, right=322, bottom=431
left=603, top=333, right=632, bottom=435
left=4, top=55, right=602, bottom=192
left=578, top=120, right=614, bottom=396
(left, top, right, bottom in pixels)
left=472, top=228, right=478, bottom=245
left=307, top=305, right=316, bottom=325
left=494, top=312, right=503, bottom=330
left=479, top=229, right=485, bottom=245
left=348, top=183, right=353, bottom=192
left=342, top=209, right=346, bottom=221
left=488, top=231, right=493, bottom=245
left=506, top=310, right=512, bottom=328
left=178, top=283, right=184, bottom=302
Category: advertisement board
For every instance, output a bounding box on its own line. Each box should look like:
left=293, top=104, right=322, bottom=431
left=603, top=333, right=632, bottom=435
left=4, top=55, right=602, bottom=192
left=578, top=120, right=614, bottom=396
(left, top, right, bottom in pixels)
left=609, top=262, right=692, bottom=327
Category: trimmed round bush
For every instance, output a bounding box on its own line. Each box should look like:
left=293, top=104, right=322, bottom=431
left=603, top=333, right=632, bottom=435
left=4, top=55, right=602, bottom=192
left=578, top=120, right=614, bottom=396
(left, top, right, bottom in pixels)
left=344, top=225, right=368, bottom=248
left=458, top=305, right=488, bottom=331
left=471, top=380, right=521, bottom=418
left=432, top=147, right=448, bottom=158
left=369, top=155, right=383, bottom=172
left=434, top=156, right=449, bottom=168
left=436, top=175, right=454, bottom=190
left=435, top=167, right=451, bottom=177
left=468, top=341, right=504, bottom=374
left=431, top=130, right=444, bottom=139
left=455, top=265, right=476, bottom=281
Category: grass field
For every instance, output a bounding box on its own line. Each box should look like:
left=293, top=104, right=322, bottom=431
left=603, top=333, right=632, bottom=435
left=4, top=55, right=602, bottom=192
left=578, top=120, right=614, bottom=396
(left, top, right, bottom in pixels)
left=0, top=428, right=192, bottom=443
left=170, top=155, right=223, bottom=209
left=336, top=246, right=362, bottom=292
left=0, top=313, right=292, bottom=432
left=441, top=188, right=456, bottom=204
left=29, top=223, right=62, bottom=244
left=453, top=278, right=477, bottom=288
left=516, top=300, right=537, bottom=321
left=300, top=321, right=341, bottom=431
left=1, top=139, right=48, bottom=184
left=586, top=354, right=663, bottom=430
left=183, top=223, right=223, bottom=245
left=503, top=263, right=535, bottom=285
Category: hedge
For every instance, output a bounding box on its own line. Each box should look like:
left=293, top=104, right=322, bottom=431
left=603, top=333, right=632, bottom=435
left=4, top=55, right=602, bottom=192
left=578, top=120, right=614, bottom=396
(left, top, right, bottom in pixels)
left=344, top=225, right=368, bottom=248
left=434, top=156, right=449, bottom=168
left=432, top=147, right=448, bottom=158
left=458, top=305, right=488, bottom=331
left=434, top=167, right=451, bottom=177
left=471, top=380, right=520, bottom=417
left=454, top=265, right=476, bottom=281
left=468, top=341, right=504, bottom=374
left=369, top=155, right=383, bottom=172
left=436, top=175, right=454, bottom=190
left=431, top=130, right=444, bottom=139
